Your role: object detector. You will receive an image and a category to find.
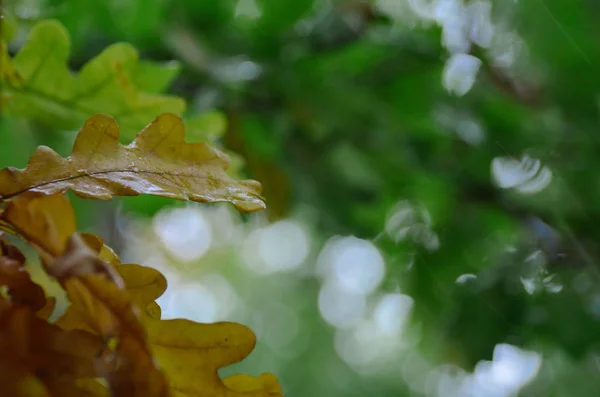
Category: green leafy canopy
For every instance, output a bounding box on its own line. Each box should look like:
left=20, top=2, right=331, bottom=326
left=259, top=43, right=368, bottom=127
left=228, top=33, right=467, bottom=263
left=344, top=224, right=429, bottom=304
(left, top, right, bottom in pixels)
left=0, top=19, right=185, bottom=137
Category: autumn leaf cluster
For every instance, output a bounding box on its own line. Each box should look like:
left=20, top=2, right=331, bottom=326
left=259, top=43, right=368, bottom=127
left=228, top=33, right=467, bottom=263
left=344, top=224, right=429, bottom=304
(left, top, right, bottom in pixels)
left=0, top=111, right=281, bottom=396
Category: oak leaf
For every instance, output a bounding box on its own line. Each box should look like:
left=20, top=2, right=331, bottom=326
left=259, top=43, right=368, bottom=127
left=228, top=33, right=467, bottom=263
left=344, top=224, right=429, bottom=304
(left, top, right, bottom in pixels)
left=147, top=319, right=283, bottom=397
left=0, top=233, right=49, bottom=315
left=0, top=193, right=119, bottom=281
left=115, top=263, right=284, bottom=397
left=115, top=264, right=166, bottom=311
left=0, top=192, right=281, bottom=396
left=223, top=374, right=282, bottom=395
left=51, top=236, right=168, bottom=397
left=81, top=233, right=122, bottom=267
left=0, top=300, right=110, bottom=397
left=61, top=262, right=283, bottom=396
left=0, top=193, right=76, bottom=256
left=0, top=19, right=185, bottom=134
left=1, top=193, right=168, bottom=396
left=0, top=113, right=265, bottom=212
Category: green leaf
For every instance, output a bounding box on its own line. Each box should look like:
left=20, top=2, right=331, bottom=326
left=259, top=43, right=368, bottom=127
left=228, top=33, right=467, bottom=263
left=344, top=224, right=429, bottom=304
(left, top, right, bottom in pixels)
left=1, top=19, right=186, bottom=137
left=184, top=110, right=228, bottom=142
left=241, top=115, right=280, bottom=160
left=0, top=12, right=18, bottom=42
left=133, top=60, right=181, bottom=93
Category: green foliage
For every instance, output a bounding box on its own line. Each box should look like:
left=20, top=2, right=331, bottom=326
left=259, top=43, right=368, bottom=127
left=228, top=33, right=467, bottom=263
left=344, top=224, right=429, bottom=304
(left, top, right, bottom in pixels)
left=0, top=12, right=17, bottom=41
left=1, top=20, right=185, bottom=136
left=5, top=0, right=600, bottom=396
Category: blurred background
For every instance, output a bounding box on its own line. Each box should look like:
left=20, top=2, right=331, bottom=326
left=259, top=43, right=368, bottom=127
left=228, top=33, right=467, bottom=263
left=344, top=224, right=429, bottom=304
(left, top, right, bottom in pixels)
left=3, top=0, right=600, bottom=396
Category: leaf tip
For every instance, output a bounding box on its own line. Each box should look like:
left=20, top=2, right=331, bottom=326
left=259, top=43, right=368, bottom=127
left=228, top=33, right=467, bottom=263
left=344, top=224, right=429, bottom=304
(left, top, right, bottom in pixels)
left=28, top=19, right=71, bottom=53
left=154, top=112, right=185, bottom=129
left=75, top=114, right=121, bottom=150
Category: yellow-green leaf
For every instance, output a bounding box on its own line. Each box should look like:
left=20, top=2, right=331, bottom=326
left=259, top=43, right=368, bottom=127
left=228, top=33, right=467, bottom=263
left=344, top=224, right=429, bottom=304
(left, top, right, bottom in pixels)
left=0, top=19, right=185, bottom=135
left=0, top=12, right=18, bottom=41
left=133, top=60, right=181, bottom=94
left=184, top=110, right=228, bottom=143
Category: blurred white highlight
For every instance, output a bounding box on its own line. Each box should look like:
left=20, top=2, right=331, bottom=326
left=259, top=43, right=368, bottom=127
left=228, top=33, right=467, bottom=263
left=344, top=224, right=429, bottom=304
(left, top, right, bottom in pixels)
left=378, top=0, right=528, bottom=97
left=317, top=236, right=386, bottom=295
left=160, top=282, right=218, bottom=323
left=318, top=282, right=366, bottom=329
left=443, top=53, right=482, bottom=96
left=153, top=207, right=212, bottom=262
left=435, top=106, right=486, bottom=146
left=373, top=293, right=414, bottom=336
left=243, top=220, right=310, bottom=274
left=491, top=155, right=553, bottom=195
left=385, top=201, right=440, bottom=251
left=334, top=293, right=415, bottom=371
left=436, top=344, right=542, bottom=397
left=259, top=221, right=310, bottom=272
left=456, top=273, right=477, bottom=284
left=467, top=1, right=494, bottom=48
left=436, top=0, right=471, bottom=53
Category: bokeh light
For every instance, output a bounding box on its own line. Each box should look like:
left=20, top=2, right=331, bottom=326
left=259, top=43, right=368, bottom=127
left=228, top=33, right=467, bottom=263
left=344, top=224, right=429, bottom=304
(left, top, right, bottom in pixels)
left=11, top=0, right=598, bottom=394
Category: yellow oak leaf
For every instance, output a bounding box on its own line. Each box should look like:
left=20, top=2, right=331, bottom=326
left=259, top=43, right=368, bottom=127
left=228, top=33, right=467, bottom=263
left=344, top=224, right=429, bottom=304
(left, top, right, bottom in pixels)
left=0, top=113, right=265, bottom=213
left=52, top=239, right=169, bottom=397
left=116, top=264, right=166, bottom=307
left=0, top=193, right=76, bottom=256
left=0, top=192, right=281, bottom=396
left=223, top=374, right=282, bottom=395
left=147, top=319, right=283, bottom=397
left=81, top=233, right=122, bottom=267
left=0, top=193, right=119, bottom=282
left=0, top=193, right=168, bottom=396
left=115, top=263, right=284, bottom=397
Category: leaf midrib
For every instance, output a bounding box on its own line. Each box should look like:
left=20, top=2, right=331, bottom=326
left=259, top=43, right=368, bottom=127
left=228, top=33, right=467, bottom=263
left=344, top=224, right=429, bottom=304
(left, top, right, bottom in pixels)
left=4, top=73, right=181, bottom=126
left=0, top=168, right=221, bottom=201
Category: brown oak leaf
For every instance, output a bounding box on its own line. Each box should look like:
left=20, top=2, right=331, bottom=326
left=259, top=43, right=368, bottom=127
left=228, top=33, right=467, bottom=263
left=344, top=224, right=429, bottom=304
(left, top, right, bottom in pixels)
left=52, top=236, right=169, bottom=397
left=0, top=233, right=47, bottom=312
left=1, top=193, right=169, bottom=396
left=0, top=113, right=265, bottom=212
left=0, top=299, right=110, bottom=397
